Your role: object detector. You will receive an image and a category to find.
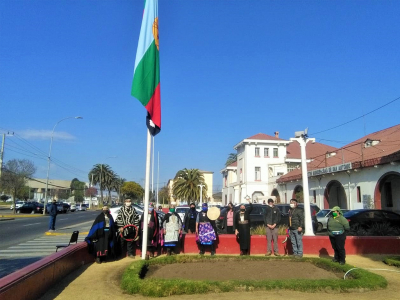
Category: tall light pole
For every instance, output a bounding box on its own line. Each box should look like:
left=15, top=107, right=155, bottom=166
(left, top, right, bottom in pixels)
left=290, top=128, right=315, bottom=236
left=198, top=184, right=205, bottom=206
left=43, top=116, right=83, bottom=214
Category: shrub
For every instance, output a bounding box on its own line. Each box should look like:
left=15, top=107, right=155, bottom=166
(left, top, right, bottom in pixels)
left=250, top=225, right=288, bottom=235
left=121, top=255, right=387, bottom=297
left=383, top=256, right=400, bottom=267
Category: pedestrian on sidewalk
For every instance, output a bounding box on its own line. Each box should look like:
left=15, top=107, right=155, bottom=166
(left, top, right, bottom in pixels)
left=85, top=205, right=117, bottom=264
left=115, top=198, right=140, bottom=258
left=234, top=196, right=252, bottom=255
left=48, top=199, right=58, bottom=232
left=264, top=198, right=281, bottom=256
left=140, top=203, right=160, bottom=259
left=327, top=206, right=350, bottom=265
left=288, top=199, right=304, bottom=258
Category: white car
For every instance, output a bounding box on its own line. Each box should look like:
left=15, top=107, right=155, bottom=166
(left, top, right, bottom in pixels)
left=76, top=204, right=88, bottom=211
left=10, top=201, right=24, bottom=210
left=176, top=206, right=189, bottom=224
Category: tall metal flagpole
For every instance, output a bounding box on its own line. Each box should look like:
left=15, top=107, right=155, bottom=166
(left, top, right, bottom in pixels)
left=151, top=136, right=154, bottom=204
left=141, top=129, right=152, bottom=259
left=156, top=151, right=159, bottom=207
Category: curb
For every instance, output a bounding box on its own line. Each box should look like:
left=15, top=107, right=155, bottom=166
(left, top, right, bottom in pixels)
left=45, top=231, right=89, bottom=236
left=0, top=218, right=14, bottom=221
left=0, top=214, right=44, bottom=218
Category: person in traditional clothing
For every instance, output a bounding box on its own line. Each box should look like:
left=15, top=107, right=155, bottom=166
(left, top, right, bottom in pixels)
left=234, top=197, right=252, bottom=255
left=140, top=204, right=160, bottom=259
left=163, top=203, right=182, bottom=255
left=85, top=205, right=116, bottom=264
left=184, top=202, right=198, bottom=234
left=158, top=205, right=163, bottom=212
left=115, top=198, right=140, bottom=258
left=196, top=203, right=217, bottom=255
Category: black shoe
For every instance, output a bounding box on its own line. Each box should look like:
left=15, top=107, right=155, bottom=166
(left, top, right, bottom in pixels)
left=199, top=251, right=205, bottom=255
left=339, top=261, right=346, bottom=265
left=332, top=259, right=339, bottom=263
left=128, top=254, right=135, bottom=259
left=95, top=257, right=101, bottom=264
left=211, top=251, right=216, bottom=256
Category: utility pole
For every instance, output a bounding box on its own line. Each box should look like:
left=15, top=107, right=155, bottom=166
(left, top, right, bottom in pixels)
left=0, top=132, right=14, bottom=181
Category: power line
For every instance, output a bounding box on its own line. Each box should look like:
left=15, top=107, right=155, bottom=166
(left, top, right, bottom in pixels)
left=310, top=95, right=400, bottom=136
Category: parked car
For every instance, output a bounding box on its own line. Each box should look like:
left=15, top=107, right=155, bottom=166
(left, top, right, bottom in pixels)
left=16, top=202, right=43, bottom=214
left=176, top=205, right=189, bottom=223
left=10, top=201, right=25, bottom=210
left=343, top=209, right=400, bottom=236
left=76, top=204, right=88, bottom=211
left=275, top=203, right=319, bottom=233
left=216, top=204, right=273, bottom=234
left=70, top=204, right=76, bottom=212
left=57, top=202, right=70, bottom=213
left=316, top=209, right=349, bottom=231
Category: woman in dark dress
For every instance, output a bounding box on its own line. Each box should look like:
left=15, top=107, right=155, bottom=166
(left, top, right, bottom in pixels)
left=234, top=197, right=252, bottom=255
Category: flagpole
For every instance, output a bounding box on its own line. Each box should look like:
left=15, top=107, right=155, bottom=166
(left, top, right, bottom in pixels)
left=151, top=135, right=154, bottom=203
left=156, top=151, right=159, bottom=207
left=141, top=128, right=152, bottom=259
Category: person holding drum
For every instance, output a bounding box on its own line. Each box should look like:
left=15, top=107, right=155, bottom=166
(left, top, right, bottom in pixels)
left=196, top=203, right=219, bottom=255
left=115, top=198, right=140, bottom=258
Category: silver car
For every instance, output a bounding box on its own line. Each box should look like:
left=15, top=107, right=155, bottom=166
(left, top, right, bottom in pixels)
left=316, top=209, right=349, bottom=231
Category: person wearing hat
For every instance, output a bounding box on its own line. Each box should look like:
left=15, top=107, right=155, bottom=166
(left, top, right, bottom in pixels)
left=233, top=196, right=253, bottom=255
left=48, top=199, right=58, bottom=232
left=184, top=202, right=198, bottom=234
left=196, top=202, right=218, bottom=255
left=140, top=203, right=160, bottom=259
left=288, top=199, right=304, bottom=258
left=264, top=198, right=281, bottom=256
left=163, top=203, right=182, bottom=255
left=115, top=198, right=140, bottom=258
left=85, top=205, right=117, bottom=264
left=327, top=206, right=350, bottom=265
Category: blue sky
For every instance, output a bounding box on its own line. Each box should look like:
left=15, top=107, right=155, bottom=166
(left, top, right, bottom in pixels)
left=1, top=0, right=400, bottom=193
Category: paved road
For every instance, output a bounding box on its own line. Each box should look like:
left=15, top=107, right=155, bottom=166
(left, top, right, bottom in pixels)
left=0, top=210, right=99, bottom=278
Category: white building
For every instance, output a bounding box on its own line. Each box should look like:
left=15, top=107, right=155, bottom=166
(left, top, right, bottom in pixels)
left=221, top=132, right=338, bottom=205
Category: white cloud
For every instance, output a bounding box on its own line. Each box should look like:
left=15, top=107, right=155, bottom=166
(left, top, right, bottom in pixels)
left=19, top=129, right=76, bottom=141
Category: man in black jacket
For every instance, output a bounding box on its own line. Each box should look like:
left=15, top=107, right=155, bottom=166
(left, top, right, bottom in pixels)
left=264, top=198, right=281, bottom=256
left=288, top=199, right=305, bottom=258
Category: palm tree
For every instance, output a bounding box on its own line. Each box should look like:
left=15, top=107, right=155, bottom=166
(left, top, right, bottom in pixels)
left=172, top=168, right=207, bottom=203
left=88, top=164, right=113, bottom=204
left=112, top=177, right=126, bottom=204
left=104, top=170, right=118, bottom=204
left=225, top=153, right=237, bottom=167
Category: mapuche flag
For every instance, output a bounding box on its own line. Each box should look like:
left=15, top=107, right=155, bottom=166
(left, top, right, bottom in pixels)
left=131, top=0, right=161, bottom=136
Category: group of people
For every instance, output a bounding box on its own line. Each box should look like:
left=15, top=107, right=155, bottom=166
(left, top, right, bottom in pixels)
left=85, top=197, right=350, bottom=265
left=221, top=197, right=350, bottom=264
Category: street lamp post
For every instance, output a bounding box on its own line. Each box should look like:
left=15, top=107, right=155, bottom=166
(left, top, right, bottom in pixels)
left=198, top=184, right=205, bottom=206
left=43, top=116, right=83, bottom=215
left=290, top=128, right=315, bottom=236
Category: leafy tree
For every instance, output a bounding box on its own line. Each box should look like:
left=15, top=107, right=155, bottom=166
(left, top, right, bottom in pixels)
left=225, top=153, right=237, bottom=167
left=70, top=178, right=85, bottom=203
left=112, top=177, right=125, bottom=204
left=158, top=186, right=169, bottom=205
left=121, top=181, right=144, bottom=201
left=85, top=187, right=97, bottom=197
left=0, top=159, right=36, bottom=213
left=56, top=189, right=71, bottom=200
left=172, top=168, right=207, bottom=202
left=104, top=170, right=118, bottom=204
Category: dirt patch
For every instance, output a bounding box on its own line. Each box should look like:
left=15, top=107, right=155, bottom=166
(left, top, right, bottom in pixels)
left=144, top=261, right=339, bottom=281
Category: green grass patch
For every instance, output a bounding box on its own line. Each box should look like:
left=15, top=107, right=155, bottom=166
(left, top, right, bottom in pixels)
left=383, top=256, right=400, bottom=267
left=120, top=255, right=387, bottom=297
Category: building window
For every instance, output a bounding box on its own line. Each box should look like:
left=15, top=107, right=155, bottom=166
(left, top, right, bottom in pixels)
left=255, top=147, right=260, bottom=157
left=264, top=148, right=269, bottom=157
left=255, top=167, right=261, bottom=181
left=273, top=148, right=278, bottom=157
left=287, top=163, right=300, bottom=172
left=240, top=168, right=243, bottom=182
left=357, top=186, right=361, bottom=203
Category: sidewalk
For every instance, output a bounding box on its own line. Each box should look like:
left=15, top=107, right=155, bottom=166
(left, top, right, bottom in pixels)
left=39, top=254, right=400, bottom=300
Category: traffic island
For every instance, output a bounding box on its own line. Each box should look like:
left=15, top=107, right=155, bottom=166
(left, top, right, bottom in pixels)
left=121, top=255, right=387, bottom=297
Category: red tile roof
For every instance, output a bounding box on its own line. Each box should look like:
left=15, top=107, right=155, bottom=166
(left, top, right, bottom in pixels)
left=278, top=123, right=400, bottom=183
left=246, top=133, right=284, bottom=141
left=286, top=141, right=337, bottom=160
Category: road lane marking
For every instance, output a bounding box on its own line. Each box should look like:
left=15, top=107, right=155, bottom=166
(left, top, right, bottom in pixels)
left=22, top=223, right=41, bottom=226
left=58, top=218, right=68, bottom=220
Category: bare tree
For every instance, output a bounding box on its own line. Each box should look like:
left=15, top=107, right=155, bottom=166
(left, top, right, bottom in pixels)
left=1, top=159, right=36, bottom=213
